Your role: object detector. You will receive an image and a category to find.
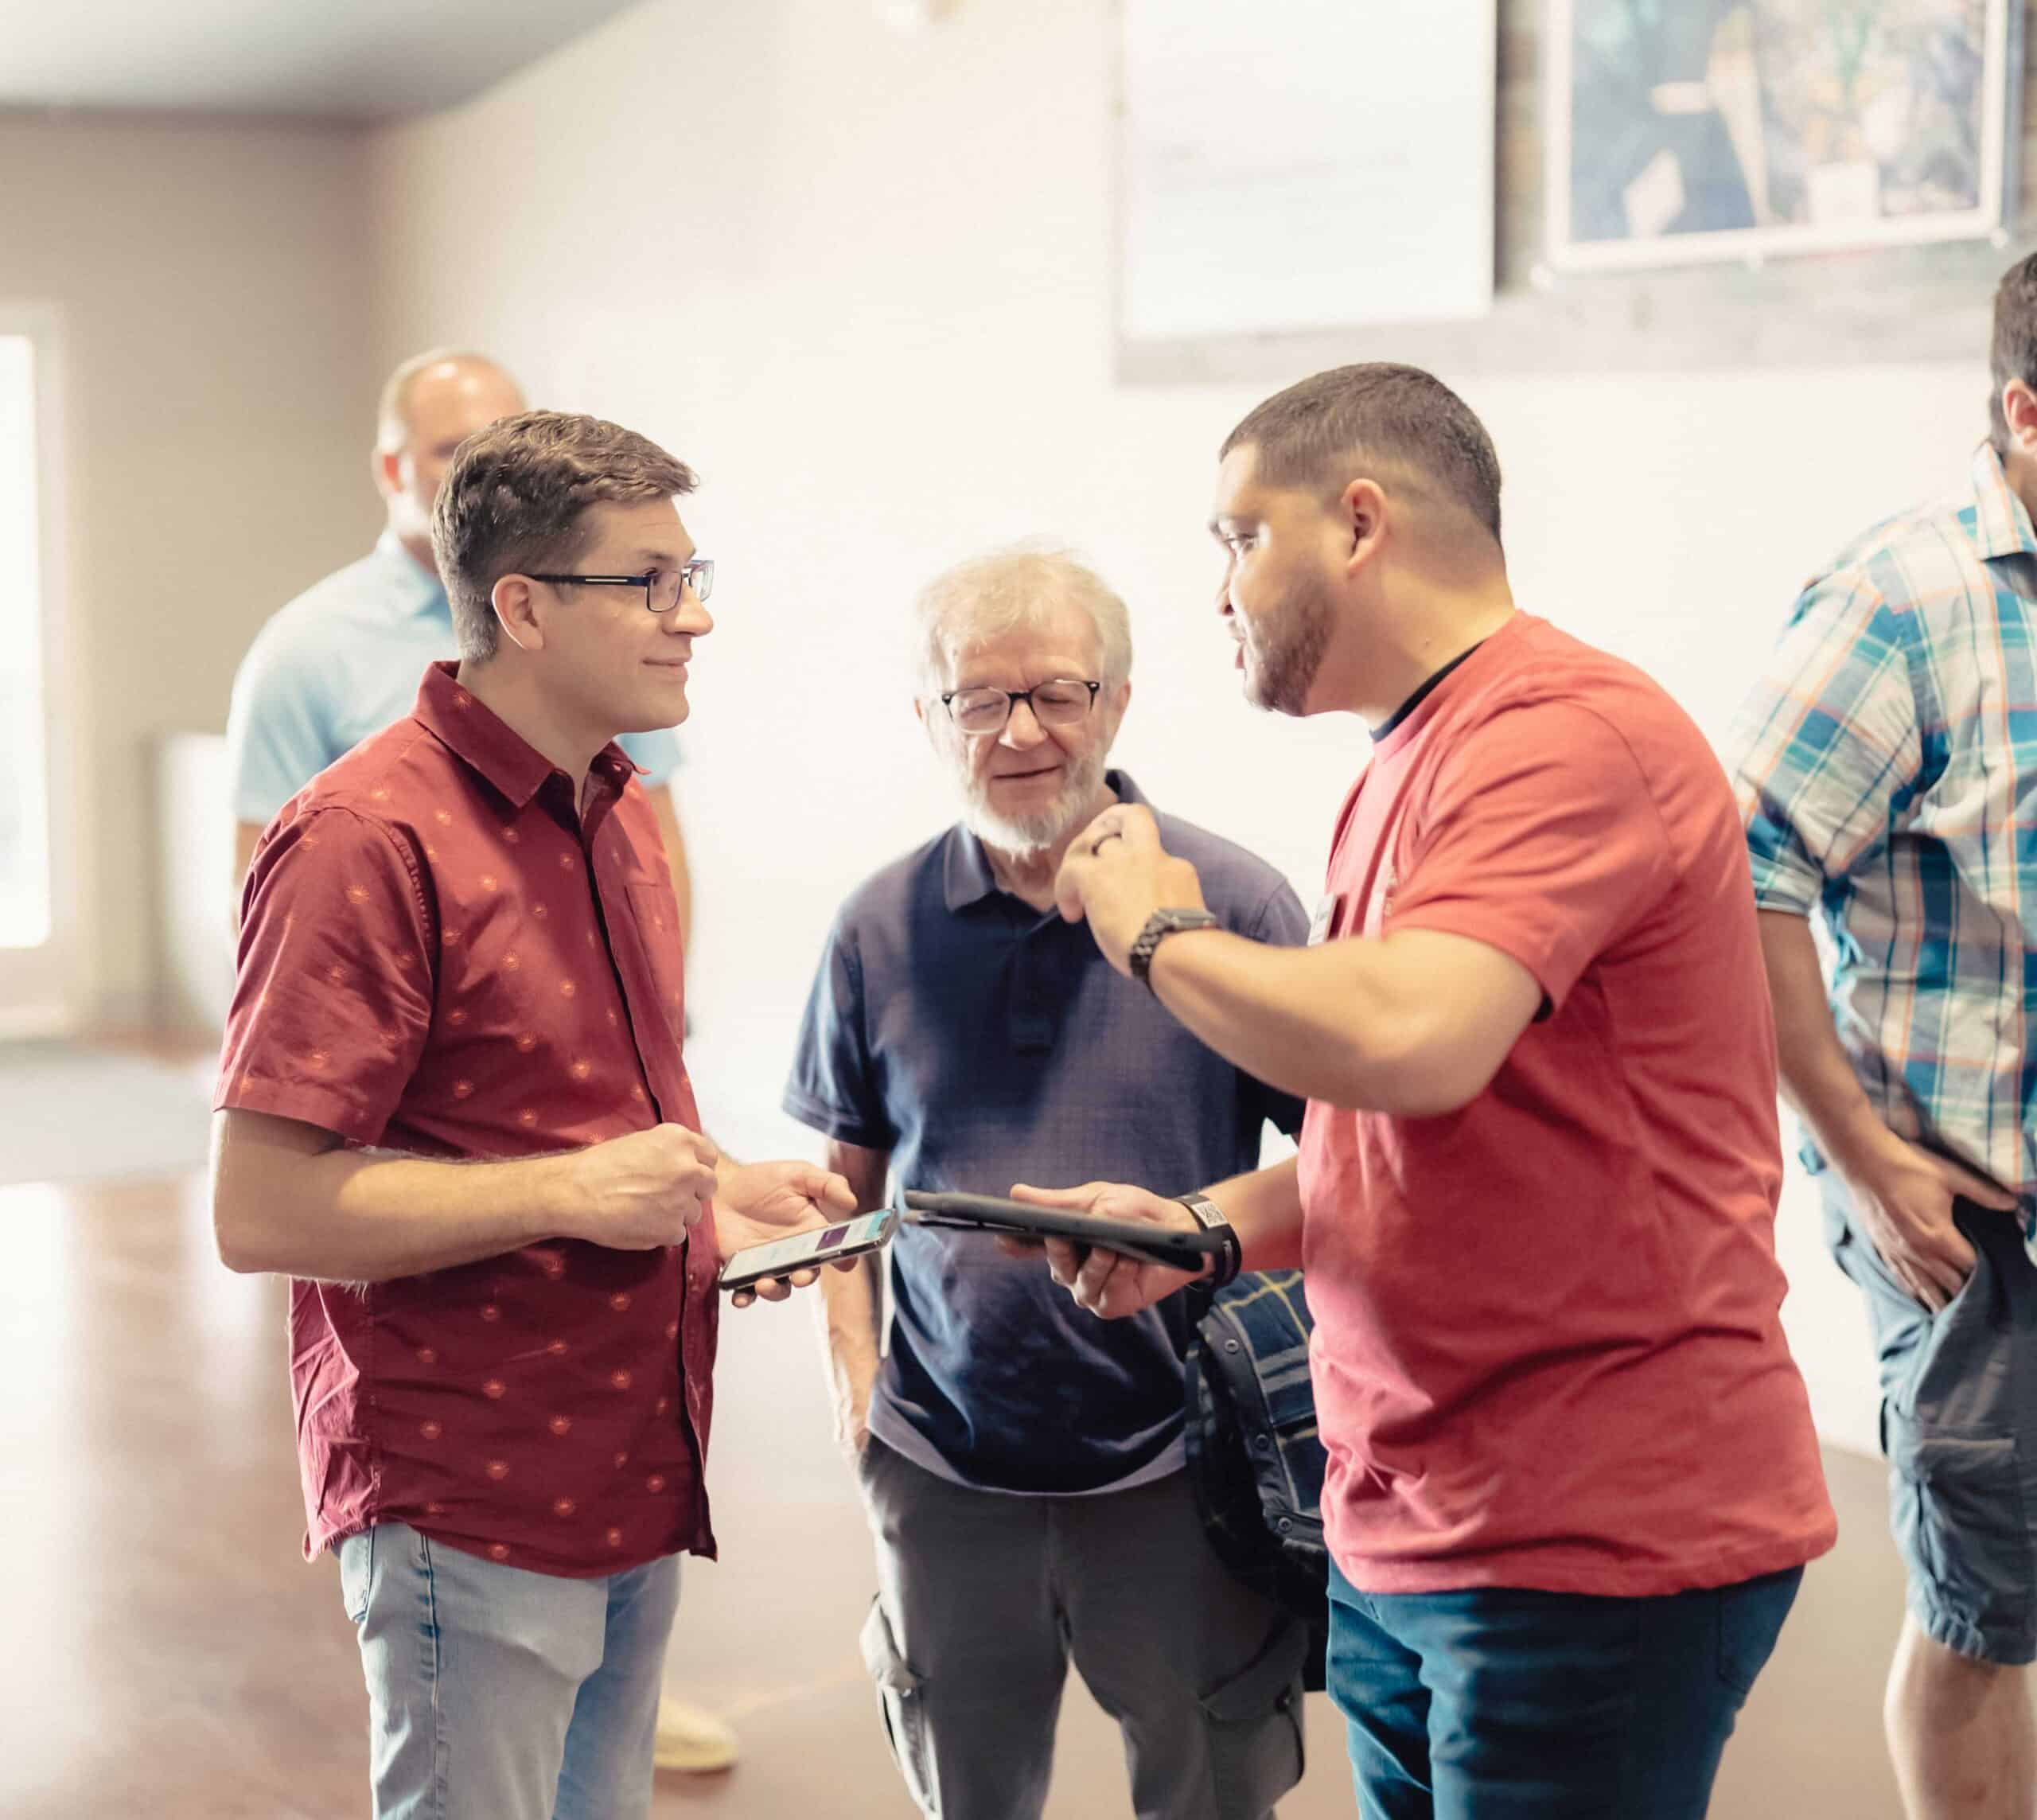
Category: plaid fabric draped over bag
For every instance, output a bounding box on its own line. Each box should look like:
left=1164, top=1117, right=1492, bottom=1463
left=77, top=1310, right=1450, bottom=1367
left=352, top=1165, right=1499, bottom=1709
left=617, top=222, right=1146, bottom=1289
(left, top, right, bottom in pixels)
left=1185, top=1270, right=1329, bottom=1689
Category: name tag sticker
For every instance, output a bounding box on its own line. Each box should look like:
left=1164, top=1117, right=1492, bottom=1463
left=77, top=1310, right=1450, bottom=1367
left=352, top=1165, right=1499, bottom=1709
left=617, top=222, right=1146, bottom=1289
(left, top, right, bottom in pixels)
left=1308, top=894, right=1340, bottom=946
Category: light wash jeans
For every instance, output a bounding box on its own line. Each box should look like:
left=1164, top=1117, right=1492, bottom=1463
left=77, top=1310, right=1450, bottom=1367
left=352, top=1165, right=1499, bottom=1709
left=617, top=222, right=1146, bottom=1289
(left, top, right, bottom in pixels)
left=337, top=1521, right=680, bottom=1820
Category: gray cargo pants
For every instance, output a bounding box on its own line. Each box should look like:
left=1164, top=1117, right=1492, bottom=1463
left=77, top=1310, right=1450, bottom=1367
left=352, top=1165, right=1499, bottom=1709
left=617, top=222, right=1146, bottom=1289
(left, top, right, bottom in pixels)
left=856, top=1435, right=1308, bottom=1820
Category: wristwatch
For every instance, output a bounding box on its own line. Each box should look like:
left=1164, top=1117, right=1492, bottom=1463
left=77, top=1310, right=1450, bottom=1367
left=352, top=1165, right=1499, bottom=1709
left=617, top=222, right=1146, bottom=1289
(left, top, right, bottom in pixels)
left=1175, top=1193, right=1243, bottom=1288
left=1128, top=907, right=1221, bottom=989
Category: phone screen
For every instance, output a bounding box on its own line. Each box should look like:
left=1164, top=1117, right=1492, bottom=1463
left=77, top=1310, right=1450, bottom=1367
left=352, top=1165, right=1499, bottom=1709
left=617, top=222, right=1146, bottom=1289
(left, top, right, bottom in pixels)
left=722, top=1209, right=894, bottom=1282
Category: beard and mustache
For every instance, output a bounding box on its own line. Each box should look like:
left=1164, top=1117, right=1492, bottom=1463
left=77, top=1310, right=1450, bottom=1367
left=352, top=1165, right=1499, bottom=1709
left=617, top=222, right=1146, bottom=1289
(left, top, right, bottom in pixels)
left=958, top=742, right=1110, bottom=860
left=949, top=577, right=1330, bottom=857
left=1237, top=568, right=1334, bottom=719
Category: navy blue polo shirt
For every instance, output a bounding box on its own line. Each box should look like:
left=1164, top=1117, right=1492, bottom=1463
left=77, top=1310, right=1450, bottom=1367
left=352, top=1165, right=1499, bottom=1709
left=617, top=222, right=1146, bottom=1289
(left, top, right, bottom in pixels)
left=784, top=772, right=1307, bottom=1495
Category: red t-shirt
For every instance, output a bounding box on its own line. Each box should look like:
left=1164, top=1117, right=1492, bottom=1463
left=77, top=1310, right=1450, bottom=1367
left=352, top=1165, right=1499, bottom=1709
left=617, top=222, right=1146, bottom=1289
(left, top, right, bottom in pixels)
left=217, top=662, right=719, bottom=1577
left=1301, top=614, right=1835, bottom=1597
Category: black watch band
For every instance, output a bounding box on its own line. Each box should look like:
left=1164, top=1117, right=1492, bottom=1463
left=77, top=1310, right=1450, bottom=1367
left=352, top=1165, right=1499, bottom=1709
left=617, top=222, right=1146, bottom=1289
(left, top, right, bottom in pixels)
left=1128, top=908, right=1221, bottom=989
left=1175, top=1193, right=1242, bottom=1288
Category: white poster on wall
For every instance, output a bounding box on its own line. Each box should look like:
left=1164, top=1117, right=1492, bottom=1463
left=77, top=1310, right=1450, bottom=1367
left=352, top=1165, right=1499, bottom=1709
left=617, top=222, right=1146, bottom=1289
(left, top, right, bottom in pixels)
left=1120, top=0, right=1497, bottom=342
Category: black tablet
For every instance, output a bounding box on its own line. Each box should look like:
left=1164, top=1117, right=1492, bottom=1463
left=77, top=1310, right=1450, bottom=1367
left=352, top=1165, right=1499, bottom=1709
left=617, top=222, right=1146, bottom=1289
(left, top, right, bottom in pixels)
left=899, top=1189, right=1220, bottom=1275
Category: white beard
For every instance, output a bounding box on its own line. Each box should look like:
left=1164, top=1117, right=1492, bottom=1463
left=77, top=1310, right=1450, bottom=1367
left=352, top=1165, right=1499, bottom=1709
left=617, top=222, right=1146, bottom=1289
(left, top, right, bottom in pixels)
left=960, top=748, right=1108, bottom=859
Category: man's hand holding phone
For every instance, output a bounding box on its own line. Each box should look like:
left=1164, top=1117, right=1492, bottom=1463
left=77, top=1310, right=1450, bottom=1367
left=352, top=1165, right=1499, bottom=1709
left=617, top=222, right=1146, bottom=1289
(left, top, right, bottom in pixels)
left=1005, top=1181, right=1210, bottom=1319
left=554, top=1128, right=859, bottom=1305
left=715, top=1161, right=861, bottom=1307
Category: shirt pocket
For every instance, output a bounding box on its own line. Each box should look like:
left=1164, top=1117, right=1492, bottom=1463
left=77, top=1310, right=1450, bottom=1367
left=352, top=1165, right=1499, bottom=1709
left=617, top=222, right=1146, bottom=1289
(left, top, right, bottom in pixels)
left=625, top=879, right=687, bottom=1046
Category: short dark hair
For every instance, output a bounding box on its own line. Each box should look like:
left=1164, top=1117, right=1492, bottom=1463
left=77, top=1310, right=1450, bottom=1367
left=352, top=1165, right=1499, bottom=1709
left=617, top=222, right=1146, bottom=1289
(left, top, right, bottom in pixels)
left=1989, top=251, right=2037, bottom=457
left=431, top=411, right=697, bottom=661
left=1220, top=362, right=1503, bottom=547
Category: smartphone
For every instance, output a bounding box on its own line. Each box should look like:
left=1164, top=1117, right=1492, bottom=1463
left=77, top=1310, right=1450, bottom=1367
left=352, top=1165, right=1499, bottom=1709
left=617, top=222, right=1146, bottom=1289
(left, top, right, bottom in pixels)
left=719, top=1207, right=898, bottom=1294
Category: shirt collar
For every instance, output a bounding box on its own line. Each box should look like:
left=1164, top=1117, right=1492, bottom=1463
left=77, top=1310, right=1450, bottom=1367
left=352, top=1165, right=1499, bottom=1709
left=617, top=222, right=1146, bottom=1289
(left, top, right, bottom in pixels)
left=411, top=661, right=642, bottom=811
left=372, top=528, right=455, bottom=622
left=1969, top=442, right=2037, bottom=563
left=942, top=768, right=1147, bottom=912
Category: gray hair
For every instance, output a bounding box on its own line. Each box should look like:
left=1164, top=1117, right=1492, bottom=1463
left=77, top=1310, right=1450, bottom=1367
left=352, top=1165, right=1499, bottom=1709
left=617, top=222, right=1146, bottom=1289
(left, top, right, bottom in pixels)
left=913, top=546, right=1133, bottom=696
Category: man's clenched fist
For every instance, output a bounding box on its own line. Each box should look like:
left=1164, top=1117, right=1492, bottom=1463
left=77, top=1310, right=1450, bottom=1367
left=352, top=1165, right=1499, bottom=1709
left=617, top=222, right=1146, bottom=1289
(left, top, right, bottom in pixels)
left=563, top=1123, right=720, bottom=1249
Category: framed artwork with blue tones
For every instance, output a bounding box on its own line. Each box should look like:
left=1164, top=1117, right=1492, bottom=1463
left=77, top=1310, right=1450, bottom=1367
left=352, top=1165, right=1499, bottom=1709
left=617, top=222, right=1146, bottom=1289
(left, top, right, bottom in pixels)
left=1546, top=0, right=2021, bottom=271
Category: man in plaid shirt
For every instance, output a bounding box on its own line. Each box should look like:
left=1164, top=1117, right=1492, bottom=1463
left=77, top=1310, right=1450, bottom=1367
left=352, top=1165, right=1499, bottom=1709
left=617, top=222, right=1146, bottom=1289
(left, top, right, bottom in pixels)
left=1731, top=252, right=2037, bottom=1820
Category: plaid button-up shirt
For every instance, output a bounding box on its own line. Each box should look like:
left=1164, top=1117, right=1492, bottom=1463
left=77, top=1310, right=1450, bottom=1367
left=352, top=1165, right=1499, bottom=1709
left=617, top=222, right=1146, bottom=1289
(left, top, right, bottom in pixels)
left=1731, top=443, right=2037, bottom=1249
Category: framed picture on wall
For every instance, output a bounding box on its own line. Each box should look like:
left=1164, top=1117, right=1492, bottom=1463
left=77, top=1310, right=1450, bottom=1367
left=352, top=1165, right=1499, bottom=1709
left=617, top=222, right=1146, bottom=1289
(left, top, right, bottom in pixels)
left=1545, top=0, right=2022, bottom=272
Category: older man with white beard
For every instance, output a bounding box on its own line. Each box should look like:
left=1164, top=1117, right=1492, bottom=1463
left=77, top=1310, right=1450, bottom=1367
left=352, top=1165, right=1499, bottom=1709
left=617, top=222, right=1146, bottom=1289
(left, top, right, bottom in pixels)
left=783, top=548, right=1314, bottom=1820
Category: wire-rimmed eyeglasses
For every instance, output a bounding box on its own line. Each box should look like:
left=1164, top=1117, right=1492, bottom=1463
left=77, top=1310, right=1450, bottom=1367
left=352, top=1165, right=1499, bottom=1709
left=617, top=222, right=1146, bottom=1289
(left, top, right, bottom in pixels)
left=527, top=558, right=714, bottom=613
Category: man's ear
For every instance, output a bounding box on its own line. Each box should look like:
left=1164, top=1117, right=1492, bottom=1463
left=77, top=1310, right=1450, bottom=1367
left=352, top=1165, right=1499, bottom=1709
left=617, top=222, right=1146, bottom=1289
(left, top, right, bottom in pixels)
left=1339, top=477, right=1389, bottom=575
left=372, top=445, right=402, bottom=501
left=2004, top=379, right=2037, bottom=454
left=491, top=575, right=543, bottom=654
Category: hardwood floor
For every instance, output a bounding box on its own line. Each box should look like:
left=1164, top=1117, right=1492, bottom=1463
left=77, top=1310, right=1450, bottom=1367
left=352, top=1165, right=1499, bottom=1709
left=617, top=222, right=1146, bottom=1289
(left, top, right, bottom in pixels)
left=0, top=1167, right=1933, bottom=1818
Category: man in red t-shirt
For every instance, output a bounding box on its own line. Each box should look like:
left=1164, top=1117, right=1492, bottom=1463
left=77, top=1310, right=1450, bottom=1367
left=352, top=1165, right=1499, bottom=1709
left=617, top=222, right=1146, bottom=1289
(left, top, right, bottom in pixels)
left=212, top=410, right=853, bottom=1820
left=1018, top=364, right=1835, bottom=1818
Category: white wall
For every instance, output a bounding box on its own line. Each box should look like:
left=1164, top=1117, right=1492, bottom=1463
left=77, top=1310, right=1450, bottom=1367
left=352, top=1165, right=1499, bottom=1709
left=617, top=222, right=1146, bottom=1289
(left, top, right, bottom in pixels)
left=366, top=0, right=1991, bottom=1456
left=0, top=111, right=379, bottom=1025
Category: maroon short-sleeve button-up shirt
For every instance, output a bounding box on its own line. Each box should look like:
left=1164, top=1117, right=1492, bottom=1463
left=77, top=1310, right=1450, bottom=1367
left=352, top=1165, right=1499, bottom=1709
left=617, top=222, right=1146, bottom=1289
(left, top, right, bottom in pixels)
left=217, top=661, right=719, bottom=1576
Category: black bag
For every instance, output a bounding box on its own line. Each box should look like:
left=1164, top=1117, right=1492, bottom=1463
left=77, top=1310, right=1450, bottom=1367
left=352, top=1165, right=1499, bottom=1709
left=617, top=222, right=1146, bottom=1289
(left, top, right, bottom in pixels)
left=1183, top=1269, right=1330, bottom=1693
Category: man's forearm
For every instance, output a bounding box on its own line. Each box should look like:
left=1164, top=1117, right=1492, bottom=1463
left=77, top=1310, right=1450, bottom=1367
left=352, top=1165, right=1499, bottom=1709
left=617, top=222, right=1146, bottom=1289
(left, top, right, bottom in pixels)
left=1200, top=1156, right=1307, bottom=1272
left=1757, top=908, right=1889, bottom=1175
left=214, top=1117, right=574, bottom=1282
left=1146, top=928, right=1533, bottom=1116
left=819, top=1251, right=883, bottom=1374
left=1144, top=932, right=1411, bottom=1107
left=816, top=1250, right=882, bottom=1453
left=812, top=1136, right=889, bottom=1438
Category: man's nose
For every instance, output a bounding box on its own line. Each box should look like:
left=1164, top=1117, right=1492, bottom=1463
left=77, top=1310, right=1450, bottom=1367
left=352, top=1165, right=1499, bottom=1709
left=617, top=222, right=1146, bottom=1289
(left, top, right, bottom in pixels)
left=998, top=699, right=1048, bottom=749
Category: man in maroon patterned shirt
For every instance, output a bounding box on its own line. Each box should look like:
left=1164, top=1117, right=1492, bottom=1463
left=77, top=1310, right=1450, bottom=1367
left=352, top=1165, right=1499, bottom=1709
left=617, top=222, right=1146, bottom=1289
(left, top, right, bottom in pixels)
left=211, top=410, right=852, bottom=1819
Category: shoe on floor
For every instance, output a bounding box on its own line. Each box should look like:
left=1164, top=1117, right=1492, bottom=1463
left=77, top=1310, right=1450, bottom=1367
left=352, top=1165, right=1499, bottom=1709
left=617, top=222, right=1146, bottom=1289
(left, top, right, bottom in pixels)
left=652, top=1697, right=739, bottom=1774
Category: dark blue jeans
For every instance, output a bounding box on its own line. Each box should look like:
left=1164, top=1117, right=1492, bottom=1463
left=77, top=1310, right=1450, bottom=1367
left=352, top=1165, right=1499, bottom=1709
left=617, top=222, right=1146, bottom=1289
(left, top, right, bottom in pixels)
left=1326, top=1560, right=1801, bottom=1818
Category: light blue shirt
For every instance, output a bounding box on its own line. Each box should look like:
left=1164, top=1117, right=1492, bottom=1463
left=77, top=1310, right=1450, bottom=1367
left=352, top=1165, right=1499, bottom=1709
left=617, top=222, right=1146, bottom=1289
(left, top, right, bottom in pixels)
left=225, top=531, right=680, bottom=824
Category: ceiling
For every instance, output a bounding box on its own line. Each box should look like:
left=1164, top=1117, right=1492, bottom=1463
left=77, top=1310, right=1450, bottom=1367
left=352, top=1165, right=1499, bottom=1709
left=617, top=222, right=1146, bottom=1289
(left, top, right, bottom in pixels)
left=0, top=0, right=648, bottom=123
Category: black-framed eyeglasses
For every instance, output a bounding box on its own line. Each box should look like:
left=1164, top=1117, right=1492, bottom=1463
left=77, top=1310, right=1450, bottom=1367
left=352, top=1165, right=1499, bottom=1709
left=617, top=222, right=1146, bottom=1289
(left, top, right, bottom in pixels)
left=939, top=678, right=1100, bottom=735
left=528, top=558, right=714, bottom=614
